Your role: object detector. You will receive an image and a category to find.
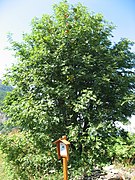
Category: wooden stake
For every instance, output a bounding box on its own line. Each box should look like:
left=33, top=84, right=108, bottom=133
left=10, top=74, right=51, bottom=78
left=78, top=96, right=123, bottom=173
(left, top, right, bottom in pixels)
left=63, top=157, right=68, bottom=180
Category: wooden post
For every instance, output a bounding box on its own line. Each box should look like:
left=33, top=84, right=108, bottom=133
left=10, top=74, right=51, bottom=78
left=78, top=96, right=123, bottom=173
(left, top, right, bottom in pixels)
left=53, top=136, right=70, bottom=180
left=63, top=157, right=68, bottom=180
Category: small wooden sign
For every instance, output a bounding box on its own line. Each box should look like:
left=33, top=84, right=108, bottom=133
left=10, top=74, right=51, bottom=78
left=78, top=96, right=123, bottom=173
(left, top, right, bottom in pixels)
left=53, top=136, right=70, bottom=180
left=53, top=135, right=70, bottom=161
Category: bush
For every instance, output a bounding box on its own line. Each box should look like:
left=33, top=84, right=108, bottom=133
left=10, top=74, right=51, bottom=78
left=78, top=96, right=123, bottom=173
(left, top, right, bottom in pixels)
left=109, top=133, right=135, bottom=165
left=0, top=131, right=63, bottom=179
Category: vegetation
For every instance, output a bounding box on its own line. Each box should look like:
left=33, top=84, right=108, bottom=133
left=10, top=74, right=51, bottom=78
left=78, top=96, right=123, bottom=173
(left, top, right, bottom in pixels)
left=111, top=133, right=135, bottom=165
left=0, top=1, right=135, bottom=179
left=0, top=131, right=135, bottom=179
left=0, top=151, right=9, bottom=180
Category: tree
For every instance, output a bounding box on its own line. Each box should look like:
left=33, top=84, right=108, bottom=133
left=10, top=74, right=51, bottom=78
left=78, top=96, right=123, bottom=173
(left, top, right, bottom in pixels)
left=2, top=0, right=135, bottom=176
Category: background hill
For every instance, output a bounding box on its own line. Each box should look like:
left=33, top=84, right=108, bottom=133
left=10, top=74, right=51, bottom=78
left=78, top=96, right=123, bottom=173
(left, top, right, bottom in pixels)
left=0, top=79, right=13, bottom=123
left=0, top=79, right=13, bottom=106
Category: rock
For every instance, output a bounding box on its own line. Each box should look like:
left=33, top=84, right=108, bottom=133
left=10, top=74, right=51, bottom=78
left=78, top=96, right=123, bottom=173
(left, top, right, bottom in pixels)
left=78, top=165, right=135, bottom=180
left=106, top=173, right=124, bottom=180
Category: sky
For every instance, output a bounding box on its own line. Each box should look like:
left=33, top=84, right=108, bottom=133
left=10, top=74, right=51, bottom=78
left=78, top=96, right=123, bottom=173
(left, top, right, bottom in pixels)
left=0, top=0, right=135, bottom=129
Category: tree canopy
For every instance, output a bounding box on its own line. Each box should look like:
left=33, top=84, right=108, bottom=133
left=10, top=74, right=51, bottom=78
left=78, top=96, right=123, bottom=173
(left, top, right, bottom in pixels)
left=2, top=0, right=135, bottom=176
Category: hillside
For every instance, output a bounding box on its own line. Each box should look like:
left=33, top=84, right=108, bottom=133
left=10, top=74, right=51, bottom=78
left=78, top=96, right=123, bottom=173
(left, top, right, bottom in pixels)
left=0, top=79, right=13, bottom=105
left=0, top=80, right=13, bottom=123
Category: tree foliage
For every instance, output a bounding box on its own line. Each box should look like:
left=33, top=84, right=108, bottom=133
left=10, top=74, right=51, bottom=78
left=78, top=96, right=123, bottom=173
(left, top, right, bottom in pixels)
left=1, top=0, right=135, bottom=178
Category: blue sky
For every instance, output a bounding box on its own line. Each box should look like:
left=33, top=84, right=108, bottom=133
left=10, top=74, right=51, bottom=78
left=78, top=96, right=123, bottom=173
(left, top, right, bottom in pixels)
left=0, top=0, right=135, bottom=77
left=0, top=0, right=135, bottom=127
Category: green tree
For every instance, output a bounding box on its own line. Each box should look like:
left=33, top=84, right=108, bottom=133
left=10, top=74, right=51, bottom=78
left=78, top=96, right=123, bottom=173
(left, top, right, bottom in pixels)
left=1, top=0, right=135, bottom=177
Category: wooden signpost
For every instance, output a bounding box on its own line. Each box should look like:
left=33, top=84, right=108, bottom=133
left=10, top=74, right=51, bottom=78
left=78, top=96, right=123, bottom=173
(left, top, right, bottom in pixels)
left=53, top=136, right=70, bottom=180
